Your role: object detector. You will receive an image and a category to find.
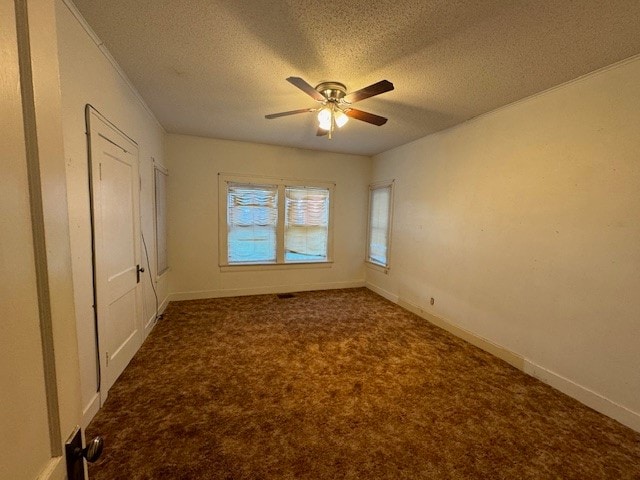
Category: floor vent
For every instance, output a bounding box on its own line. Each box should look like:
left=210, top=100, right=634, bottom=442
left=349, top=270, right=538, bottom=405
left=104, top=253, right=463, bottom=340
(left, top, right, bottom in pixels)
left=277, top=293, right=295, bottom=299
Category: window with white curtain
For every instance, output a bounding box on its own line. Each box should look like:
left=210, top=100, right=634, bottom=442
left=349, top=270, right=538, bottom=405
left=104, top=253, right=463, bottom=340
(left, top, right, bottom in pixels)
left=219, top=174, right=334, bottom=267
left=367, top=181, right=393, bottom=268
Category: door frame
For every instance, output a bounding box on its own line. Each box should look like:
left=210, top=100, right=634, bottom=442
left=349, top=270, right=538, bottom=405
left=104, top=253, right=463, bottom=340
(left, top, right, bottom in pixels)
left=2, top=0, right=83, bottom=478
left=86, top=105, right=144, bottom=404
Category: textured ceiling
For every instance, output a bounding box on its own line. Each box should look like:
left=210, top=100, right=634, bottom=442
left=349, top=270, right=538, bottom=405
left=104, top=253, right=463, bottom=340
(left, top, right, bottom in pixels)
left=71, top=0, right=640, bottom=156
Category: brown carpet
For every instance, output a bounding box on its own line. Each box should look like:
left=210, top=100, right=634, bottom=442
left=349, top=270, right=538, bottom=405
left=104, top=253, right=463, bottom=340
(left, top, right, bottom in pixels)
left=87, top=288, right=640, bottom=479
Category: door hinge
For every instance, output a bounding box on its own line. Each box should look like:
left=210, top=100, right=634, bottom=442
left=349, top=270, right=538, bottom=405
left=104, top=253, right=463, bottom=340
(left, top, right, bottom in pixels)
left=106, top=352, right=110, bottom=366
left=99, top=162, right=102, bottom=181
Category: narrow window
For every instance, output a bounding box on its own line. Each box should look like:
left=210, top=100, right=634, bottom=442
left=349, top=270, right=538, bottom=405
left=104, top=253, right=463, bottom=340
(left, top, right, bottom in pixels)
left=154, top=165, right=169, bottom=275
left=227, top=183, right=278, bottom=264
left=284, top=186, right=330, bottom=262
left=367, top=181, right=393, bottom=268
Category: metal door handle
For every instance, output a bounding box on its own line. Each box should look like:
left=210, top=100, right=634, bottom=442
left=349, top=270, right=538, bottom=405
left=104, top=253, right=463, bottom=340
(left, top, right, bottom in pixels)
left=136, top=264, right=145, bottom=283
left=75, top=436, right=104, bottom=463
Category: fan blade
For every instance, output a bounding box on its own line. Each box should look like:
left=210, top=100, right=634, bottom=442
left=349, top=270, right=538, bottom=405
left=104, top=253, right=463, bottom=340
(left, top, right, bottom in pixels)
left=344, top=80, right=394, bottom=103
left=345, top=108, right=388, bottom=126
left=265, top=108, right=316, bottom=119
left=287, top=77, right=325, bottom=101
left=316, top=128, right=328, bottom=136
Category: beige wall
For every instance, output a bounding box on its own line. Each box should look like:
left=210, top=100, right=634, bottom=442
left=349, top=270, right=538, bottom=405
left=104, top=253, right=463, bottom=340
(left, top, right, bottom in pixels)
left=56, top=0, right=168, bottom=427
left=166, top=135, right=370, bottom=299
left=369, top=56, right=640, bottom=430
left=2, top=0, right=82, bottom=477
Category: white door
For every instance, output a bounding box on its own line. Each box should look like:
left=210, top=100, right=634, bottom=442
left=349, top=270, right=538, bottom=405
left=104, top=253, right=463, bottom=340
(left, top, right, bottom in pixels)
left=88, top=109, right=143, bottom=397
left=1, top=0, right=82, bottom=478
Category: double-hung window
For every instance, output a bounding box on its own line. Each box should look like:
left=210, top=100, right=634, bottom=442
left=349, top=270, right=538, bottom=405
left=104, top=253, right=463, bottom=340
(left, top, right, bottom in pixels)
left=367, top=180, right=394, bottom=268
left=154, top=164, right=169, bottom=275
left=219, top=174, right=333, bottom=267
left=227, top=183, right=278, bottom=263
left=284, top=187, right=330, bottom=262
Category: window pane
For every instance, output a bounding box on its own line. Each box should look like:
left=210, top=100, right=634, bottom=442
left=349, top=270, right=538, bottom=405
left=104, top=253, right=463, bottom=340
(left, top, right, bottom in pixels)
left=154, top=168, right=168, bottom=274
left=368, top=186, right=391, bottom=266
left=227, top=183, right=277, bottom=263
left=285, top=187, right=329, bottom=262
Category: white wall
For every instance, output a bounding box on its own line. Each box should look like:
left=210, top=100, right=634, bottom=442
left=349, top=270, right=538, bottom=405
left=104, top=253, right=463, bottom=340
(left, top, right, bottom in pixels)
left=56, top=0, right=168, bottom=427
left=369, top=56, right=640, bottom=430
left=166, top=135, right=370, bottom=299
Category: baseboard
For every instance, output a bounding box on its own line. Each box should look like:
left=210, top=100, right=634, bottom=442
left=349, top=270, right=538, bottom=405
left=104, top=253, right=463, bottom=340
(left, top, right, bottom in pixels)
left=144, top=296, right=170, bottom=336
left=395, top=295, right=524, bottom=370
left=81, top=392, right=100, bottom=431
left=159, top=295, right=169, bottom=314
left=169, top=280, right=366, bottom=302
left=365, top=282, right=640, bottom=433
left=36, top=455, right=64, bottom=480
left=524, top=361, right=640, bottom=432
left=365, top=282, right=399, bottom=303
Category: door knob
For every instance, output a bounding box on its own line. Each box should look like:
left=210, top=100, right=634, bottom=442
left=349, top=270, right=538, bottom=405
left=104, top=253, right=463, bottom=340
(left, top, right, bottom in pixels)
left=75, top=436, right=104, bottom=463
left=66, top=428, right=104, bottom=480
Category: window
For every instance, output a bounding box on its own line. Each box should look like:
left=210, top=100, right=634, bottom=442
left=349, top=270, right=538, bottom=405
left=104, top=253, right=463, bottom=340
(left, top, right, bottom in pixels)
left=227, top=183, right=278, bottom=263
left=285, top=187, right=329, bottom=262
left=219, top=174, right=333, bottom=267
left=367, top=180, right=393, bottom=268
left=154, top=164, right=169, bottom=275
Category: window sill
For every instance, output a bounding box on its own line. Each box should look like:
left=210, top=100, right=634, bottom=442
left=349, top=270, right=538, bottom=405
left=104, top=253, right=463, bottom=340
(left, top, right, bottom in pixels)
left=366, top=261, right=390, bottom=274
left=220, top=261, right=333, bottom=273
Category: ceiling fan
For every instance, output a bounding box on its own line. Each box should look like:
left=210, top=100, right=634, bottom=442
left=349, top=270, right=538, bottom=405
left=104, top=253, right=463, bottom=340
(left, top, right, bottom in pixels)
left=265, top=77, right=394, bottom=139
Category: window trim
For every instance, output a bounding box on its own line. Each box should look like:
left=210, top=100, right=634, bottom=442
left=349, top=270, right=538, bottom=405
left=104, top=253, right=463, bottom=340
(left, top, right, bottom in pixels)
left=366, top=179, right=394, bottom=272
left=218, top=173, right=335, bottom=268
left=154, top=162, right=169, bottom=278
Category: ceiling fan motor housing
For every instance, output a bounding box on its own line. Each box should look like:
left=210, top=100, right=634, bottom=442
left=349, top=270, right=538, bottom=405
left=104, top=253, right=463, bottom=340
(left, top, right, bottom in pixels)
left=315, top=82, right=347, bottom=102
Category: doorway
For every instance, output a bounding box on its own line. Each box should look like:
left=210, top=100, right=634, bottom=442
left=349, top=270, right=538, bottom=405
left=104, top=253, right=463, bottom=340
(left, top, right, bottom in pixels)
left=87, top=106, right=144, bottom=400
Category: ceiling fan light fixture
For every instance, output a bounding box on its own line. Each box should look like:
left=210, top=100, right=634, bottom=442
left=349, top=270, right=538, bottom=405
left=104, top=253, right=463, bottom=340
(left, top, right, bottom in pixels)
left=334, top=109, right=349, bottom=128
left=317, top=107, right=332, bottom=130
left=265, top=77, right=393, bottom=138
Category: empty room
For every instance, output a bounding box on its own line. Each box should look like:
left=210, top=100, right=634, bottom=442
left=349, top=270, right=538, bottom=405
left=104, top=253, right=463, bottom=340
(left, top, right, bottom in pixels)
left=2, top=0, right=640, bottom=478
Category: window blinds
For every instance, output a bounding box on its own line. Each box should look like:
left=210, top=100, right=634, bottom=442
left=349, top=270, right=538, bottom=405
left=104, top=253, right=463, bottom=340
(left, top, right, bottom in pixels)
left=154, top=167, right=168, bottom=274
left=368, top=185, right=391, bottom=266
left=227, top=183, right=278, bottom=263
left=284, top=187, right=329, bottom=262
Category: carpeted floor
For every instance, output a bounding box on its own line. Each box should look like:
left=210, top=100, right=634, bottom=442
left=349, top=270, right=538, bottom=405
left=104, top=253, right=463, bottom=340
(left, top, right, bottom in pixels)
left=87, top=288, right=640, bottom=479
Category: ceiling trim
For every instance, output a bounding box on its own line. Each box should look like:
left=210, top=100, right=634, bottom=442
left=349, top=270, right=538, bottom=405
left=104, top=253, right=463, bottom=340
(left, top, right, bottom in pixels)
left=408, top=51, right=640, bottom=152
left=474, top=51, right=640, bottom=123
left=61, top=0, right=165, bottom=133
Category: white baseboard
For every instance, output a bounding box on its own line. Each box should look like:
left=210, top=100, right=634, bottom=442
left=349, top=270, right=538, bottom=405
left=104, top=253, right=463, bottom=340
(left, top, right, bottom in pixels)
left=144, top=295, right=170, bottom=336
left=365, top=282, right=640, bottom=433
left=37, top=455, right=64, bottom=480
left=365, top=282, right=399, bottom=303
left=394, top=294, right=524, bottom=370
left=81, top=392, right=100, bottom=431
left=159, top=295, right=169, bottom=313
left=524, top=361, right=640, bottom=432
left=169, top=280, right=366, bottom=302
